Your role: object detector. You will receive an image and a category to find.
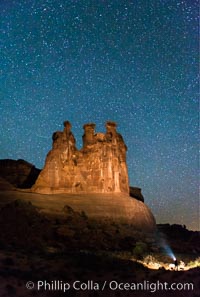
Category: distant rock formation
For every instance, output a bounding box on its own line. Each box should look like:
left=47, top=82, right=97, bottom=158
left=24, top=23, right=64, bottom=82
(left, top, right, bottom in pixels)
left=32, top=121, right=129, bottom=194
left=0, top=159, right=41, bottom=188
left=130, top=187, right=144, bottom=202
left=157, top=224, right=200, bottom=253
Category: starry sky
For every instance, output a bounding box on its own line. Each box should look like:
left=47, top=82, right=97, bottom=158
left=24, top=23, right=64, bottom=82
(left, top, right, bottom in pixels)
left=0, top=0, right=199, bottom=230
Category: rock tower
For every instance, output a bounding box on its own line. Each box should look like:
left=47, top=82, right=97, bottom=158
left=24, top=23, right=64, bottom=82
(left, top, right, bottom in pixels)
left=32, top=121, right=129, bottom=194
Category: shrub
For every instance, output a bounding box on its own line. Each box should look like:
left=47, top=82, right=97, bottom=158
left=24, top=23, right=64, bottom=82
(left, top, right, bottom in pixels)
left=187, top=257, right=200, bottom=268
left=132, top=241, right=148, bottom=259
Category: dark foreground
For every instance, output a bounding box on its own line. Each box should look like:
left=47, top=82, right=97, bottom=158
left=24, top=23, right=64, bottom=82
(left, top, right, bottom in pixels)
left=0, top=193, right=199, bottom=297
left=0, top=247, right=199, bottom=297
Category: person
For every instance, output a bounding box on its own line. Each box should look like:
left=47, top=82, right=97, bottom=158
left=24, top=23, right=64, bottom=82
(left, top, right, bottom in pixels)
left=174, top=259, right=178, bottom=271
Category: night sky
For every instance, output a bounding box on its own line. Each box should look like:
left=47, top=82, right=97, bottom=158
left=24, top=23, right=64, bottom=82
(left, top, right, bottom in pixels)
left=0, top=0, right=199, bottom=230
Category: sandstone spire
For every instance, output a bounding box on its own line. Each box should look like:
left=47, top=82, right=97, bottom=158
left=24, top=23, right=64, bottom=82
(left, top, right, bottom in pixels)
left=32, top=121, right=129, bottom=194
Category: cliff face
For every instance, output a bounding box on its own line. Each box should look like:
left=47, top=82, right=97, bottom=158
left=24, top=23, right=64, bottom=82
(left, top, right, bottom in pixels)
left=32, top=121, right=129, bottom=194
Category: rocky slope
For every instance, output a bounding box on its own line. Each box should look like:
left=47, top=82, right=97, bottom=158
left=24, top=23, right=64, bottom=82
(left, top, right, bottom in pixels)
left=0, top=191, right=156, bottom=232
left=0, top=159, right=40, bottom=188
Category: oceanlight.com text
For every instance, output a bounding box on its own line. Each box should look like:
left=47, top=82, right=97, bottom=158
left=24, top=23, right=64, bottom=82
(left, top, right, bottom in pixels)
left=26, top=279, right=194, bottom=293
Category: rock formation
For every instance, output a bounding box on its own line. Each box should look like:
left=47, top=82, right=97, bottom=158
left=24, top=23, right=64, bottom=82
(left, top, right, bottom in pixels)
left=130, top=187, right=144, bottom=202
left=30, top=120, right=156, bottom=231
left=0, top=159, right=40, bottom=188
left=0, top=177, right=16, bottom=191
left=32, top=121, right=129, bottom=194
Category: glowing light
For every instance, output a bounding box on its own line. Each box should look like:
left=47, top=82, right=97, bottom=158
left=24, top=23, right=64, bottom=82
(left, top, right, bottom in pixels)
left=158, top=234, right=176, bottom=261
left=162, top=243, right=176, bottom=260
